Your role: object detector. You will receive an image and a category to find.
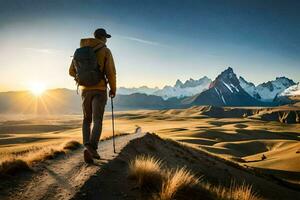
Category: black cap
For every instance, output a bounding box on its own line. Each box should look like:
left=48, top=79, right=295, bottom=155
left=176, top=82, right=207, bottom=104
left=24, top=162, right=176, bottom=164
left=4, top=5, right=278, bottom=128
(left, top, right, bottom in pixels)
left=94, top=28, right=111, bottom=38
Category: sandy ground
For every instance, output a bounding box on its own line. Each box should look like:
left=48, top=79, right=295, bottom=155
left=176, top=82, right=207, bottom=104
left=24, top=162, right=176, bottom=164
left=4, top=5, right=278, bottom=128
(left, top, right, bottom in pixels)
left=1, top=106, right=299, bottom=199
left=3, top=132, right=298, bottom=199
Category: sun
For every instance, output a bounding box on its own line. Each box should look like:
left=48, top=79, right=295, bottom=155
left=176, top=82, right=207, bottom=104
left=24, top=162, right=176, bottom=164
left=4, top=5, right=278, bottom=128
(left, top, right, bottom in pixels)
left=29, top=83, right=46, bottom=96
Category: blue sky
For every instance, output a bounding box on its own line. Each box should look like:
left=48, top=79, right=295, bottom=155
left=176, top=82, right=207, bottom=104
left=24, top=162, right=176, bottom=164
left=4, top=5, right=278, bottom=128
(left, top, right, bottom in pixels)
left=0, top=0, right=299, bottom=91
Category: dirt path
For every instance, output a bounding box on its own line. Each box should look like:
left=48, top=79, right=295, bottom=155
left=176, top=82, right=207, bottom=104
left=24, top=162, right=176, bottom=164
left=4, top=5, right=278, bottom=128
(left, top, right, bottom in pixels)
left=2, top=132, right=144, bottom=200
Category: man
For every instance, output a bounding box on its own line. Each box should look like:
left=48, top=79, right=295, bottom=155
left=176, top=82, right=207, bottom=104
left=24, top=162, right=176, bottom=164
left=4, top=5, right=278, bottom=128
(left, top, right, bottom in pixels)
left=69, top=28, right=116, bottom=163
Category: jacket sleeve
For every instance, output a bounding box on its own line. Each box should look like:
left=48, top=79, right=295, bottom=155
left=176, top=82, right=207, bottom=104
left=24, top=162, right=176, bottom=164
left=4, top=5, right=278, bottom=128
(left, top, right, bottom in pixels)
left=104, top=48, right=117, bottom=93
left=69, top=60, right=76, bottom=77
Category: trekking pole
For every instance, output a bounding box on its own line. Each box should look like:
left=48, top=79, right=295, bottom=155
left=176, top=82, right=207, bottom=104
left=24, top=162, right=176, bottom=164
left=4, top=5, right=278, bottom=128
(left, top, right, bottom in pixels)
left=111, top=97, right=116, bottom=153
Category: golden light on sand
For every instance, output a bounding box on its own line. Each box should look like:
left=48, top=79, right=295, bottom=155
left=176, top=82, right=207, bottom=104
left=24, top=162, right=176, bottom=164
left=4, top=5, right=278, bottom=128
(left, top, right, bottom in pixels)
left=29, top=83, right=46, bottom=96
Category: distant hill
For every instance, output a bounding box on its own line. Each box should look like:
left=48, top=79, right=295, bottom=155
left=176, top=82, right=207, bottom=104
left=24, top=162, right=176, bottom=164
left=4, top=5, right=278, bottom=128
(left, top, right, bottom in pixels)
left=0, top=89, right=81, bottom=114
left=113, top=93, right=182, bottom=110
left=0, top=89, right=185, bottom=114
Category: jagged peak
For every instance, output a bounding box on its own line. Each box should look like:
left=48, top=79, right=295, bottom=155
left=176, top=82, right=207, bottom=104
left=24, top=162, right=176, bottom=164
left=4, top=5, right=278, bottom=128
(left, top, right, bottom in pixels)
left=180, top=76, right=212, bottom=88
left=275, top=76, right=296, bottom=85
left=239, top=76, right=256, bottom=87
left=276, top=76, right=289, bottom=80
left=174, top=79, right=183, bottom=87
left=209, top=67, right=240, bottom=89
left=201, top=76, right=210, bottom=80
left=225, top=66, right=233, bottom=72
left=257, top=76, right=296, bottom=88
left=217, top=67, right=237, bottom=80
left=218, top=67, right=235, bottom=78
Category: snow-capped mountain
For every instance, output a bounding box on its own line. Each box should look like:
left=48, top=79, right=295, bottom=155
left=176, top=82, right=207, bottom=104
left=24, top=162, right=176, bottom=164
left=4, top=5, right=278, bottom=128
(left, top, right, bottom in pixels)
left=239, top=77, right=261, bottom=99
left=117, top=67, right=296, bottom=104
left=279, top=83, right=300, bottom=96
left=239, top=76, right=296, bottom=102
left=118, top=76, right=212, bottom=99
left=273, top=83, right=300, bottom=105
left=118, top=86, right=159, bottom=95
left=187, top=67, right=261, bottom=106
left=153, top=76, right=211, bottom=99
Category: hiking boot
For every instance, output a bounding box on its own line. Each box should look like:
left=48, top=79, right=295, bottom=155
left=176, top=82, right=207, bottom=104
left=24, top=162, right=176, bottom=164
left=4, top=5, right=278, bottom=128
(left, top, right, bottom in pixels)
left=86, top=145, right=101, bottom=160
left=84, top=149, right=94, bottom=164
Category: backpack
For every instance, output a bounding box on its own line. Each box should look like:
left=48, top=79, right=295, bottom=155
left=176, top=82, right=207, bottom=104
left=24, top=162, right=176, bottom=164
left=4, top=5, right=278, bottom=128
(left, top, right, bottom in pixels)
left=73, top=44, right=106, bottom=87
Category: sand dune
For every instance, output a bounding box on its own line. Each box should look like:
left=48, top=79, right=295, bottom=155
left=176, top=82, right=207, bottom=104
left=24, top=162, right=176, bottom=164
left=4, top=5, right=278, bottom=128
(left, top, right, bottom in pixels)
left=104, top=107, right=300, bottom=189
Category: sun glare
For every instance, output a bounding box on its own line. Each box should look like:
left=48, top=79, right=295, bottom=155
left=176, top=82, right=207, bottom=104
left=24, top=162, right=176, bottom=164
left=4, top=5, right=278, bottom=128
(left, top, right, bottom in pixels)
left=29, top=83, right=46, bottom=96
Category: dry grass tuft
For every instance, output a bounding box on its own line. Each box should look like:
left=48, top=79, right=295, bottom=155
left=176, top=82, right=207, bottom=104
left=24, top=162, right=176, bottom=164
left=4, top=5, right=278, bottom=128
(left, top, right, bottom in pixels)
left=42, top=149, right=66, bottom=160
left=63, top=140, right=82, bottom=150
left=206, top=182, right=261, bottom=200
left=229, top=183, right=259, bottom=200
left=160, top=168, right=207, bottom=200
left=129, top=155, right=261, bottom=200
left=204, top=181, right=261, bottom=200
left=129, top=155, right=164, bottom=192
left=0, top=159, right=31, bottom=175
left=0, top=140, right=82, bottom=176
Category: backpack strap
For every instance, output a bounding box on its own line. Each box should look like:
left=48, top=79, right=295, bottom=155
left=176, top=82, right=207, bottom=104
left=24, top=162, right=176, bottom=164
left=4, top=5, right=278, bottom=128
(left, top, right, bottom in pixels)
left=93, top=44, right=106, bottom=53
left=93, top=44, right=107, bottom=82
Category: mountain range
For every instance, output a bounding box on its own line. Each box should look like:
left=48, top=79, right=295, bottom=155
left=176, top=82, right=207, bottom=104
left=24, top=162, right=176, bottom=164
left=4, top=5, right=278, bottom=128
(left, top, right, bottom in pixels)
left=118, top=69, right=297, bottom=103
left=0, top=67, right=299, bottom=114
left=118, top=76, right=212, bottom=99
left=239, top=76, right=296, bottom=102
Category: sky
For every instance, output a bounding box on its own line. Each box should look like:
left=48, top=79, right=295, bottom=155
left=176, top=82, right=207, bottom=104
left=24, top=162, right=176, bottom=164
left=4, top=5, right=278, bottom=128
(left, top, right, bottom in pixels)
left=0, top=0, right=299, bottom=92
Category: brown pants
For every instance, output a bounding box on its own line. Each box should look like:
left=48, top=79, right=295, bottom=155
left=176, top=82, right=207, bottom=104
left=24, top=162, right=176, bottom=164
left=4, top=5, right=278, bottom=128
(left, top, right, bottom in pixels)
left=81, top=90, right=107, bottom=150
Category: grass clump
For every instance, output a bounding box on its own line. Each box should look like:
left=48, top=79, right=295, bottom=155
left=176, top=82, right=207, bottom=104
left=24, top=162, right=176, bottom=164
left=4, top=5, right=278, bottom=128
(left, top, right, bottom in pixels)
left=160, top=168, right=212, bottom=200
left=0, top=159, right=31, bottom=175
left=129, top=155, right=164, bottom=192
left=63, top=140, right=82, bottom=150
left=129, top=155, right=261, bottom=200
left=42, top=149, right=66, bottom=160
left=204, top=181, right=260, bottom=200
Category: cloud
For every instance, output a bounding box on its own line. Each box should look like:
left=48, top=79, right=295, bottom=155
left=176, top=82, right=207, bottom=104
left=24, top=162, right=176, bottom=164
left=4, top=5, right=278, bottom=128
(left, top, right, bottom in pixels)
left=117, top=35, right=164, bottom=47
left=23, top=47, right=63, bottom=54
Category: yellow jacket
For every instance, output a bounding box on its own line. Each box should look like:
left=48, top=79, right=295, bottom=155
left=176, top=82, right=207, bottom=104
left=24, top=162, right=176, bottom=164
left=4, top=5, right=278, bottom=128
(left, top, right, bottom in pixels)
left=69, top=38, right=117, bottom=93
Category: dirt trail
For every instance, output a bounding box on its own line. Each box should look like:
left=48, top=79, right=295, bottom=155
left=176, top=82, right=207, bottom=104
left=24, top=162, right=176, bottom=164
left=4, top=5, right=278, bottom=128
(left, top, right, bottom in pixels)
left=2, top=132, right=144, bottom=200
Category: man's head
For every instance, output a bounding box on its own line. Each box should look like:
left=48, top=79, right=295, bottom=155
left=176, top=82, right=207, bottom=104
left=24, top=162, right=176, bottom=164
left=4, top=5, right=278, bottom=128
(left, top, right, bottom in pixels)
left=94, top=28, right=111, bottom=43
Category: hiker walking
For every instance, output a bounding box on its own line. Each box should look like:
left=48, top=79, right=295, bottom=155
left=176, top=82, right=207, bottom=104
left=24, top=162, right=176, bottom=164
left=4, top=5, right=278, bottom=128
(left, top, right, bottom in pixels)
left=69, top=28, right=116, bottom=163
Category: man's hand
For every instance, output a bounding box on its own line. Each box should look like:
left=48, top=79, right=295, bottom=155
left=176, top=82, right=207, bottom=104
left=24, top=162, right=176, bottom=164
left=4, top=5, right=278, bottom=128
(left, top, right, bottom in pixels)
left=109, top=90, right=116, bottom=98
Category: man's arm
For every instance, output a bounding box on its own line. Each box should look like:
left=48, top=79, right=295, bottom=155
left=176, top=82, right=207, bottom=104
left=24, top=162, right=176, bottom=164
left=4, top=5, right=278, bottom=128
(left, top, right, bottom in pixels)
left=69, top=60, right=76, bottom=77
left=104, top=49, right=117, bottom=96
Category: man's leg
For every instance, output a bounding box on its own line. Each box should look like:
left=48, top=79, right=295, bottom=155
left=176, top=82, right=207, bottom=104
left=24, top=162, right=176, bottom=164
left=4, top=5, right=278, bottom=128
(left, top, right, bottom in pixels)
left=81, top=91, right=93, bottom=147
left=90, top=91, right=107, bottom=150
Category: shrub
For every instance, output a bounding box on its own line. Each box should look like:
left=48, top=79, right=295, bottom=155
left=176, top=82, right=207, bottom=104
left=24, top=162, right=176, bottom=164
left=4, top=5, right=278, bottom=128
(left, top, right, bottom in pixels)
left=0, top=159, right=31, bottom=175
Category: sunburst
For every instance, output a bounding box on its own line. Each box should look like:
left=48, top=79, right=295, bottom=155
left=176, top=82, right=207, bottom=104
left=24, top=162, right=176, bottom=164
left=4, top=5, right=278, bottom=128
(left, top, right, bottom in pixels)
left=29, top=83, right=46, bottom=96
